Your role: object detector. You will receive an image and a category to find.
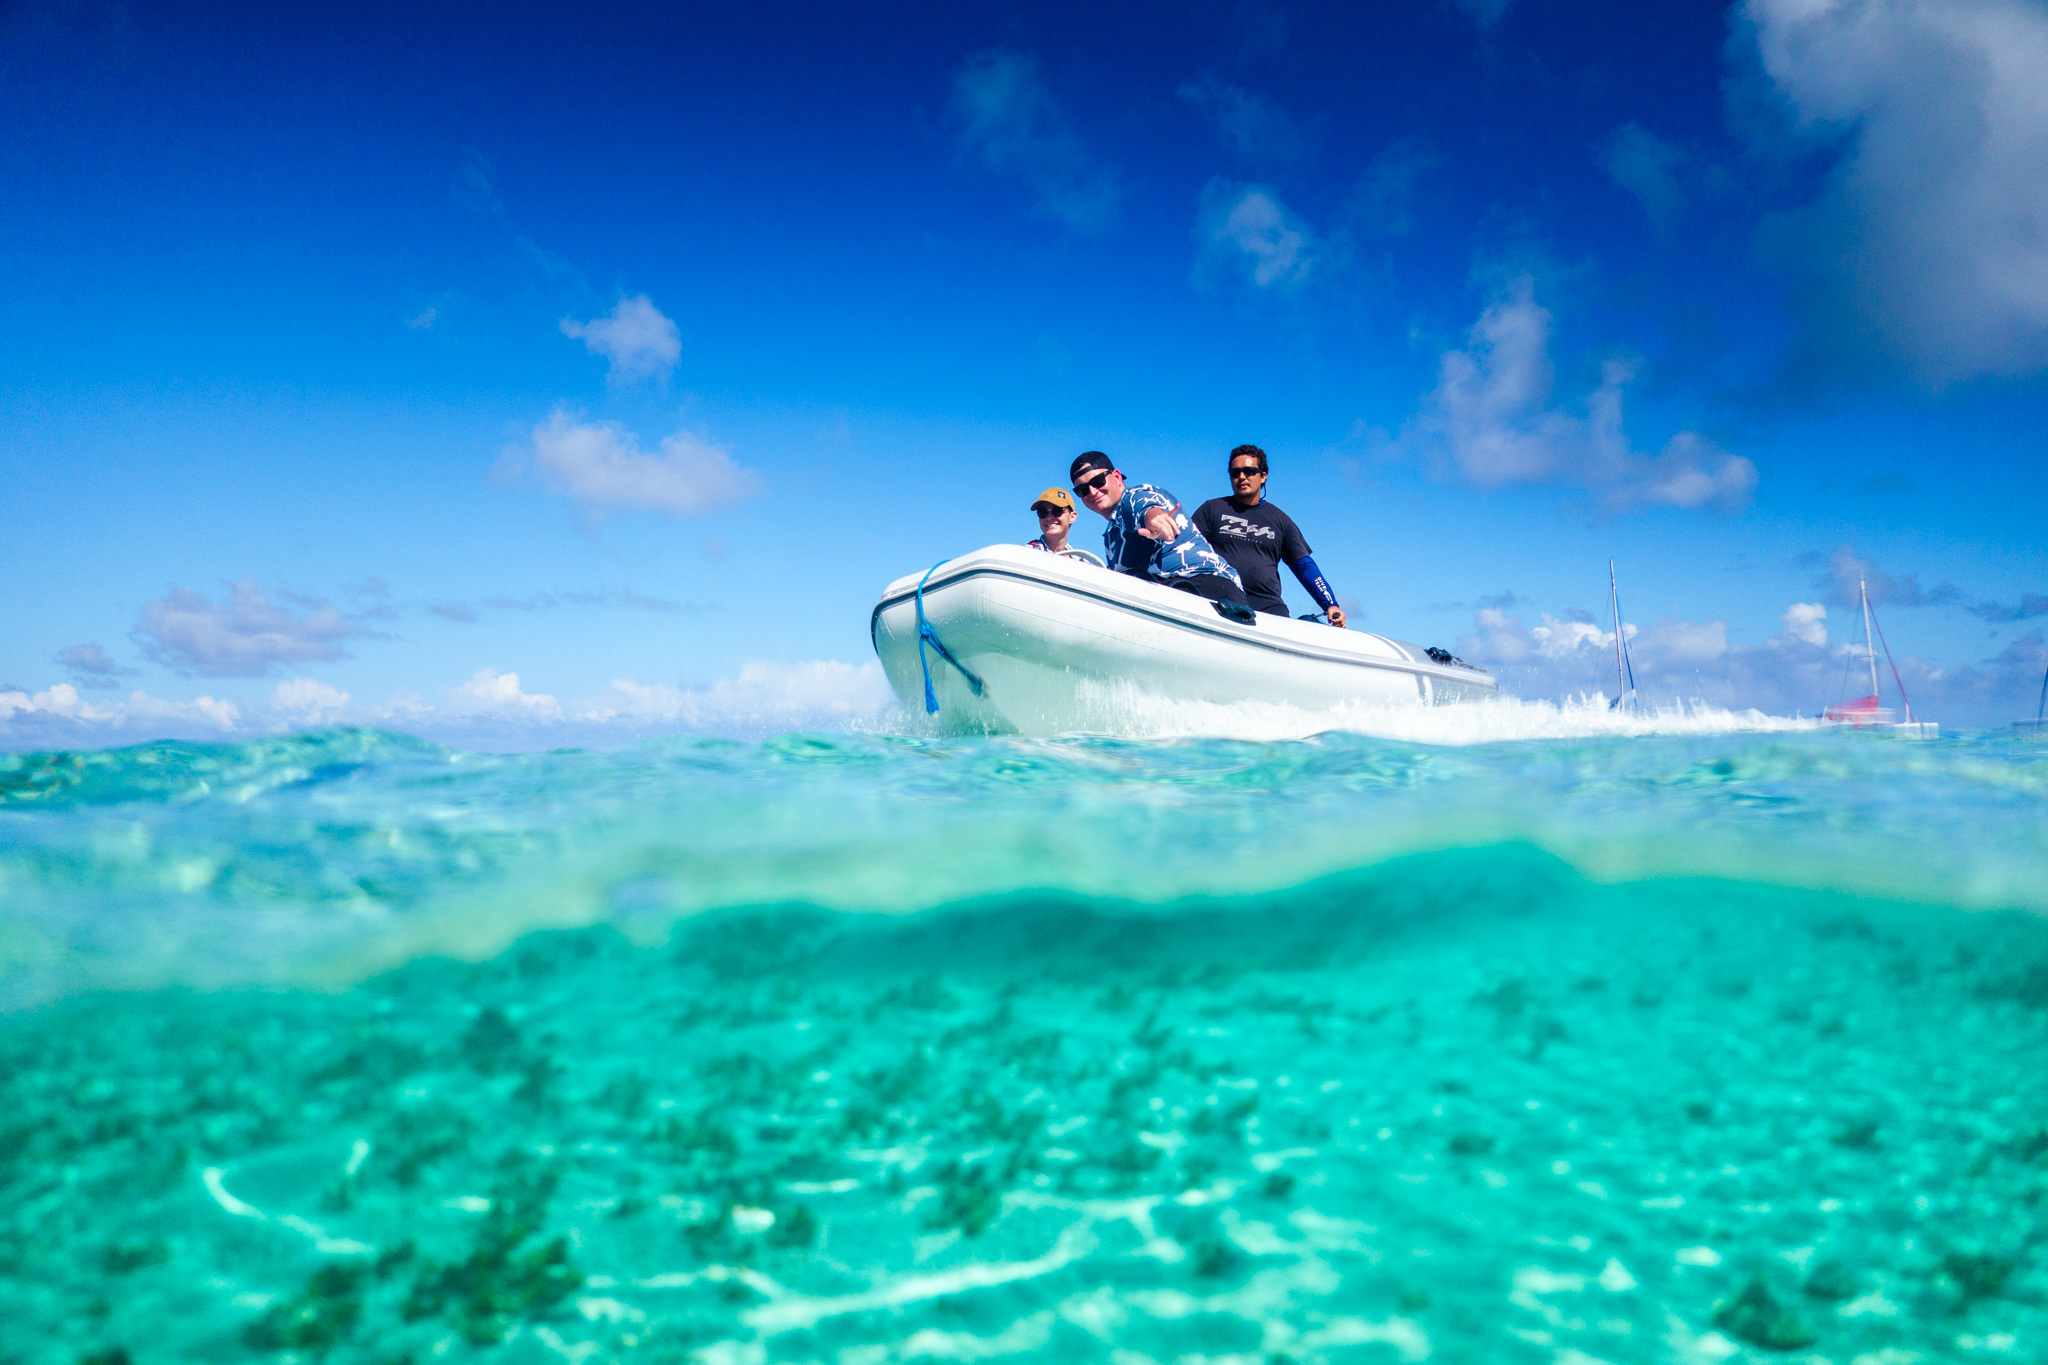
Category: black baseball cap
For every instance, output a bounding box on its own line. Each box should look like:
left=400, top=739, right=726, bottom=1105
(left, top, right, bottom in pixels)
left=1069, top=450, right=1113, bottom=483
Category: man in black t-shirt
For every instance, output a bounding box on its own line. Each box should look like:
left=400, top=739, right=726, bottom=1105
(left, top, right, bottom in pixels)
left=1190, top=445, right=1348, bottom=627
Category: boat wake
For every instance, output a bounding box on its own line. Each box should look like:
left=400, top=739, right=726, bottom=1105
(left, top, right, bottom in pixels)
left=947, top=681, right=1822, bottom=745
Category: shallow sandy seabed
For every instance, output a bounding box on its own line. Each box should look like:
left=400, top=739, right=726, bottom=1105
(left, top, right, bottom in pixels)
left=5, top=855, right=2046, bottom=1364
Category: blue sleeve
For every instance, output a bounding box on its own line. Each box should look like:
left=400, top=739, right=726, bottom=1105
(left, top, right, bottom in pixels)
left=1288, top=554, right=1338, bottom=611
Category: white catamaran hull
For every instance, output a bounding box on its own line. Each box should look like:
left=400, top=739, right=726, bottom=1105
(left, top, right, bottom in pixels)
left=871, top=545, right=1497, bottom=736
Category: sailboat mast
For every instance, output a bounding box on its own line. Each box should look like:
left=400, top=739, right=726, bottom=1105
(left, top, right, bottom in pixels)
left=1859, top=576, right=1881, bottom=701
left=1610, top=560, right=1626, bottom=704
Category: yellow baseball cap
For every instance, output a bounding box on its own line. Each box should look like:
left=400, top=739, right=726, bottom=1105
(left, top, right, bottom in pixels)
left=1030, top=487, right=1076, bottom=513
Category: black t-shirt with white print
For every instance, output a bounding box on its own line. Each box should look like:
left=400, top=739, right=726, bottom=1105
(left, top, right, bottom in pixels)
left=1191, top=497, right=1311, bottom=616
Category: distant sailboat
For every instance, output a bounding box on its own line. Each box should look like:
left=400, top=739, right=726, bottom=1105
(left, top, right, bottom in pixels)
left=1608, top=560, right=1637, bottom=712
left=1823, top=576, right=1937, bottom=738
left=2017, top=662, right=2047, bottom=733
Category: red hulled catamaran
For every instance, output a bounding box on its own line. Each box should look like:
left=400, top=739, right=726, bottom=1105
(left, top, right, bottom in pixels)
left=1824, top=575, right=1937, bottom=738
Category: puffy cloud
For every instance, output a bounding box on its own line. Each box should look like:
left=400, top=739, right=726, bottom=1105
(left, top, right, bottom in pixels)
left=371, top=660, right=894, bottom=748
left=559, top=295, right=681, bottom=384
left=1806, top=546, right=2044, bottom=623
left=271, top=677, right=350, bottom=724
left=8, top=659, right=883, bottom=751
left=1196, top=180, right=1317, bottom=288
left=1800, top=544, right=1961, bottom=608
left=953, top=49, right=1120, bottom=234
left=0, top=684, right=243, bottom=745
left=406, top=307, right=437, bottom=330
left=0, top=683, right=116, bottom=725
left=1348, top=139, right=1441, bottom=238
left=1602, top=123, right=1687, bottom=223
left=1451, top=590, right=2042, bottom=723
left=450, top=668, right=561, bottom=721
left=1970, top=592, right=2048, bottom=624
left=133, top=580, right=357, bottom=677
left=1177, top=78, right=1305, bottom=165
left=1740, top=0, right=2048, bottom=384
left=120, top=692, right=242, bottom=728
left=1409, top=278, right=1758, bottom=513
left=53, top=643, right=136, bottom=690
left=1780, top=602, right=1829, bottom=647
left=1457, top=599, right=1829, bottom=712
left=517, top=407, right=761, bottom=517
left=577, top=660, right=894, bottom=733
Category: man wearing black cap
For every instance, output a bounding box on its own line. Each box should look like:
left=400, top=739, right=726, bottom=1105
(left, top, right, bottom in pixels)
left=1192, top=444, right=1348, bottom=628
left=1069, top=451, right=1252, bottom=619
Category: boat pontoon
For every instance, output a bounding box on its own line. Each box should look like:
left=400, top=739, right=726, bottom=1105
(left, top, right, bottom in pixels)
left=871, top=545, right=1497, bottom=736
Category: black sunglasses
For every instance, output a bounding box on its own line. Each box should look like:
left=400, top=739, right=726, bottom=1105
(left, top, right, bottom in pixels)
left=1034, top=504, right=1068, bottom=517
left=1073, top=471, right=1113, bottom=494
left=1230, top=465, right=1266, bottom=479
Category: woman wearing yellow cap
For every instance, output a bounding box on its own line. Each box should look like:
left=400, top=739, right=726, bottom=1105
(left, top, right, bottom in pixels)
left=1026, top=487, right=1105, bottom=567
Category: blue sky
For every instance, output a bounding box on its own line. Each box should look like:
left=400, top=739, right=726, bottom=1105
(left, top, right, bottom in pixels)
left=4, top=0, right=2045, bottom=745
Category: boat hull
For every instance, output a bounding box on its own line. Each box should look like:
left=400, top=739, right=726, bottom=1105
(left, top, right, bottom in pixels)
left=1824, top=719, right=1940, bottom=738
left=870, top=546, right=1497, bottom=736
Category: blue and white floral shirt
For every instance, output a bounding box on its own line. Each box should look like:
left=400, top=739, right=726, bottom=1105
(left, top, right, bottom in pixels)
left=1101, top=483, right=1243, bottom=587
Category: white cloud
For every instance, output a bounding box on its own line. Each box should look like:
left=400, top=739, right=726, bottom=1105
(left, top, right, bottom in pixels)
left=1970, top=591, right=2048, bottom=624
left=1602, top=123, right=1687, bottom=223
left=271, top=677, right=350, bottom=723
left=1177, top=78, right=1305, bottom=165
left=1349, top=139, right=1441, bottom=238
left=1, top=659, right=899, bottom=752
left=578, top=660, right=894, bottom=731
left=559, top=295, right=681, bottom=384
left=1409, top=278, right=1758, bottom=513
left=1, top=683, right=114, bottom=725
left=1458, top=593, right=2048, bottom=720
left=1741, top=0, right=2048, bottom=384
left=133, top=580, right=357, bottom=677
left=1456, top=594, right=2043, bottom=725
left=1801, top=543, right=1961, bottom=608
left=361, top=660, right=894, bottom=747
left=519, top=407, right=762, bottom=517
left=450, top=668, right=561, bottom=721
left=1459, top=601, right=1811, bottom=710
left=53, top=642, right=137, bottom=689
left=0, top=683, right=242, bottom=739
left=953, top=49, right=1120, bottom=234
left=124, top=690, right=243, bottom=729
left=1197, top=180, right=1316, bottom=288
left=406, top=307, right=438, bottom=330
left=1804, top=545, right=2042, bottom=622
left=1779, top=602, right=1828, bottom=647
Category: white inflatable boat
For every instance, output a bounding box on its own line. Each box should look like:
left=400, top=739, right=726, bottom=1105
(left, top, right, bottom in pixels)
left=871, top=544, right=1496, bottom=735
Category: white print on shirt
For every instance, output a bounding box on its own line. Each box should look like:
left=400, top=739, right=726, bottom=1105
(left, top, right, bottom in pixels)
left=1216, top=514, right=1277, bottom=541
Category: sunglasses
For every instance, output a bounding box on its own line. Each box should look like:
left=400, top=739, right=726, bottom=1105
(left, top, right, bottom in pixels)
left=1073, top=471, right=1113, bottom=494
left=1230, top=465, right=1266, bottom=479
left=1035, top=504, right=1068, bottom=518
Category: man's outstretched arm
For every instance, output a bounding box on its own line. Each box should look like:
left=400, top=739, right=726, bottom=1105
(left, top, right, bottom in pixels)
left=1288, top=555, right=1347, bottom=628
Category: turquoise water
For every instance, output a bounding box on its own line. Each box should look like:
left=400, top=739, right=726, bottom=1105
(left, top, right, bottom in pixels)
left=4, top=721, right=2047, bottom=1364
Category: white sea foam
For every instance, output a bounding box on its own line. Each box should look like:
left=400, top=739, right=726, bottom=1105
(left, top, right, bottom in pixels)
left=1051, top=685, right=1820, bottom=746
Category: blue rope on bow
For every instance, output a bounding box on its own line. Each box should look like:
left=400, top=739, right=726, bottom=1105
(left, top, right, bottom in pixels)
left=915, top=561, right=985, bottom=714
